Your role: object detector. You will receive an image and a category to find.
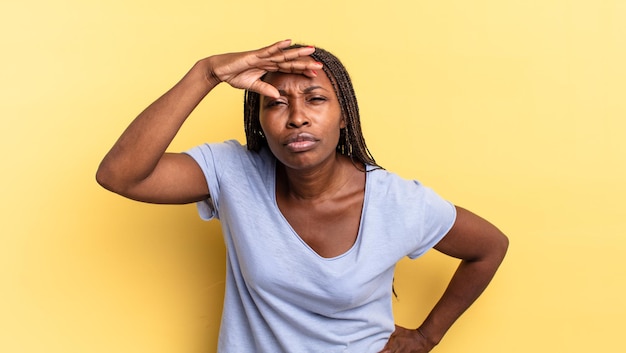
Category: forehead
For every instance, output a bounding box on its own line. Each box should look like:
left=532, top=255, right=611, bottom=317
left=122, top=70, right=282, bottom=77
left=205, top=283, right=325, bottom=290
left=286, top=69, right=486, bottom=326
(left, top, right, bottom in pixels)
left=263, top=67, right=335, bottom=93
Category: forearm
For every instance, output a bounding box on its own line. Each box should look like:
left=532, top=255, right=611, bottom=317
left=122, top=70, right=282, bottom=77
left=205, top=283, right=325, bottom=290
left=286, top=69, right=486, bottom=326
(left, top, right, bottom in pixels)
left=97, top=59, right=217, bottom=190
left=96, top=40, right=323, bottom=201
left=419, top=251, right=507, bottom=347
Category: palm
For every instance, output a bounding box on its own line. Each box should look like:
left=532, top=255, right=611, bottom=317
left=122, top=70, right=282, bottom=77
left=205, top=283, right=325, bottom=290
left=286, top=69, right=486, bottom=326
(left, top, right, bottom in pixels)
left=206, top=40, right=319, bottom=97
left=211, top=53, right=266, bottom=89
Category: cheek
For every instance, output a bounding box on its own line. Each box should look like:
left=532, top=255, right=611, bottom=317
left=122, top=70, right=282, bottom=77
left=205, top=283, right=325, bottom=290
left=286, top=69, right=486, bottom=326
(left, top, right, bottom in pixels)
left=258, top=114, right=281, bottom=149
left=258, top=111, right=273, bottom=136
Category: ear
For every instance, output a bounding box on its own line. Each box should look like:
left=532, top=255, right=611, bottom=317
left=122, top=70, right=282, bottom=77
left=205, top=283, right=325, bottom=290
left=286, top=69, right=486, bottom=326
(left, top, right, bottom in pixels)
left=340, top=116, right=347, bottom=129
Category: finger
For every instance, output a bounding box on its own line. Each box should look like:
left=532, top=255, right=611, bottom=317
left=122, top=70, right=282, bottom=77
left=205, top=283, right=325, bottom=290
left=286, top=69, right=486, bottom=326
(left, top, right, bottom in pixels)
left=258, top=40, right=316, bottom=63
left=302, top=69, right=319, bottom=78
left=256, top=39, right=297, bottom=62
left=273, top=46, right=316, bottom=63
left=261, top=59, right=323, bottom=75
left=248, top=80, right=280, bottom=99
left=257, top=39, right=293, bottom=58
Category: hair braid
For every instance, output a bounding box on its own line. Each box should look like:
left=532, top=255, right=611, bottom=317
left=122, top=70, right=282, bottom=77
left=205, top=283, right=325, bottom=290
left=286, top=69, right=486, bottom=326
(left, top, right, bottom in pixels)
left=243, top=44, right=381, bottom=170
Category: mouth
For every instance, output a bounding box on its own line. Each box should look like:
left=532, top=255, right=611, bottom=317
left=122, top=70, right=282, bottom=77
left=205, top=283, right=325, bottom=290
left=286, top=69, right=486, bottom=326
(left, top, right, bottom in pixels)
left=283, top=132, right=319, bottom=152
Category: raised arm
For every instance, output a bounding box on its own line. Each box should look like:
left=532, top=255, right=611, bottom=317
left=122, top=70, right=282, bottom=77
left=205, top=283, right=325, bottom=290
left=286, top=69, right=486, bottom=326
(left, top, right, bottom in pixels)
left=381, top=206, right=509, bottom=353
left=96, top=39, right=322, bottom=204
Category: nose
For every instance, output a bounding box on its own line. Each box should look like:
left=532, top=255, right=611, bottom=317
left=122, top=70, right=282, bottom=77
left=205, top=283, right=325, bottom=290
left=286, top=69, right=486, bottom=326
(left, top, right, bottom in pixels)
left=287, top=103, right=310, bottom=128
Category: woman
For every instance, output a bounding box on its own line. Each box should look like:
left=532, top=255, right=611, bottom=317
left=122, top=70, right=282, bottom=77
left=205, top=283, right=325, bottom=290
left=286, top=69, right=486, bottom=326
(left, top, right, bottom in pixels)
left=96, top=39, right=509, bottom=353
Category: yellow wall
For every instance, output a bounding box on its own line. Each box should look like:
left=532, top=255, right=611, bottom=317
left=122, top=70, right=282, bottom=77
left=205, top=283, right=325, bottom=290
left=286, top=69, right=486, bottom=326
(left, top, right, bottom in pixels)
left=2, top=1, right=625, bottom=352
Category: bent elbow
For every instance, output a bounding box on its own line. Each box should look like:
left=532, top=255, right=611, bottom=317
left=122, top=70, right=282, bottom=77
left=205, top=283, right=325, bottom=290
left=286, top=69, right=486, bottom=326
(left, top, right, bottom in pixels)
left=494, top=232, right=510, bottom=264
left=95, top=162, right=125, bottom=194
left=95, top=163, right=114, bottom=191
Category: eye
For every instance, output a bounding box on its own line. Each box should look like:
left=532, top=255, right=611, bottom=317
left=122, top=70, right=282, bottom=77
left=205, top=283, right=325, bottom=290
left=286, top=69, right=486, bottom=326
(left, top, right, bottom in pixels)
left=265, top=99, right=287, bottom=108
left=308, top=96, right=327, bottom=104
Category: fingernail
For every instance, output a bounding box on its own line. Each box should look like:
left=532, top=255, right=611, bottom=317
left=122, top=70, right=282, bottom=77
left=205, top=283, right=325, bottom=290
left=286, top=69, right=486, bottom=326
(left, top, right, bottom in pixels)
left=311, top=70, right=318, bottom=76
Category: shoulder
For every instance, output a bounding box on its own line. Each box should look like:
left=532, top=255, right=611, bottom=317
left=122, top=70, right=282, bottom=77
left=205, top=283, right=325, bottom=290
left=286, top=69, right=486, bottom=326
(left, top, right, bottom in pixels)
left=186, top=139, right=246, bottom=159
left=366, top=166, right=454, bottom=215
left=186, top=140, right=273, bottom=169
left=362, top=167, right=457, bottom=258
left=366, top=167, right=423, bottom=196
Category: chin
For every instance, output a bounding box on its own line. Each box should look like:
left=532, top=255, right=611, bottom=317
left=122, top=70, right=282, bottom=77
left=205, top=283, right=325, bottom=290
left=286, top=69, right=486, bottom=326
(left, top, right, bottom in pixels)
left=277, top=152, right=340, bottom=172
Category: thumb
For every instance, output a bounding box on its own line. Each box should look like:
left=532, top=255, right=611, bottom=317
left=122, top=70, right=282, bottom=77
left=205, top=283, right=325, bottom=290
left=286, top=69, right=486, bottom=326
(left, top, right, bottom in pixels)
left=248, top=80, right=279, bottom=99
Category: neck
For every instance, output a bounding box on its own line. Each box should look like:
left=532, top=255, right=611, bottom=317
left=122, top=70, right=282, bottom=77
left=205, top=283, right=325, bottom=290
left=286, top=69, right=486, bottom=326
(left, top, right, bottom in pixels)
left=277, top=155, right=359, bottom=201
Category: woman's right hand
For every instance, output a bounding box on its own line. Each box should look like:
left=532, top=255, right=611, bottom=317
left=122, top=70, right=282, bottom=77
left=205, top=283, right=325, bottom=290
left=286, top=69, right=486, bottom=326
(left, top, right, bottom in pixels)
left=97, top=40, right=320, bottom=204
left=202, top=39, right=323, bottom=98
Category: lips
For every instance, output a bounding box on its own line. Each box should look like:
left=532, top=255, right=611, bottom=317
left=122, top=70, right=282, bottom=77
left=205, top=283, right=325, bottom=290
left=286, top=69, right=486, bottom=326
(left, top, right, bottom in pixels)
left=283, top=132, right=319, bottom=152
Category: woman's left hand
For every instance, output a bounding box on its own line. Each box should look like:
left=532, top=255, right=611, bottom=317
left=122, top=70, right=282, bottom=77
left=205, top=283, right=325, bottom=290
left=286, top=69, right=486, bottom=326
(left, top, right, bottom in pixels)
left=379, top=325, right=435, bottom=353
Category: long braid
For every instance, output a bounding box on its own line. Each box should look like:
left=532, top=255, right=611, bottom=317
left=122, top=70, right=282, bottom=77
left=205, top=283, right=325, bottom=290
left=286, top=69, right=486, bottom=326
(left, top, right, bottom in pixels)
left=243, top=44, right=381, bottom=170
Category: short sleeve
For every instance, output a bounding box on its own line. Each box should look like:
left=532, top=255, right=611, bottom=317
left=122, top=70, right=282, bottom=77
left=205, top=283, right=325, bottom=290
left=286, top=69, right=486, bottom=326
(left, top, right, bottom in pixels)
left=184, top=143, right=221, bottom=220
left=408, top=185, right=456, bottom=259
left=408, top=184, right=457, bottom=259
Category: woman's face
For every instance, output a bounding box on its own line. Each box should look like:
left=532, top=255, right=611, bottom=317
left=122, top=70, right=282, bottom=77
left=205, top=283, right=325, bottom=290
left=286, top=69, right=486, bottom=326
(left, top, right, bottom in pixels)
left=259, top=65, right=344, bottom=171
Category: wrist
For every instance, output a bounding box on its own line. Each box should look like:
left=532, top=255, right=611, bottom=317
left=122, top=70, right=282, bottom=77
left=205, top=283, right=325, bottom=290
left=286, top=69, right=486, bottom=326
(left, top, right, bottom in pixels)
left=416, top=325, right=441, bottom=348
left=193, top=57, right=221, bottom=89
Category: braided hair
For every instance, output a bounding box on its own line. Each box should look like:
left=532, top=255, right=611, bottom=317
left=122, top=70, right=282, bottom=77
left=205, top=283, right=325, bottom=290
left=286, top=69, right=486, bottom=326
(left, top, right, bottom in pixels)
left=243, top=44, right=381, bottom=170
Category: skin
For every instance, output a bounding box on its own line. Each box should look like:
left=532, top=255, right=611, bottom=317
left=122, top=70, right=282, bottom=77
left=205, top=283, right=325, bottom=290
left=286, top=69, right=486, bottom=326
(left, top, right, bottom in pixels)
left=381, top=206, right=508, bottom=352
left=96, top=40, right=509, bottom=353
left=260, top=68, right=366, bottom=258
left=96, top=40, right=321, bottom=203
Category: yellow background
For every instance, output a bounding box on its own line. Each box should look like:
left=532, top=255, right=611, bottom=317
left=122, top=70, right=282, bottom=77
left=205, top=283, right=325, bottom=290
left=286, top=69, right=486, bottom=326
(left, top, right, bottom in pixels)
left=2, top=1, right=625, bottom=352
